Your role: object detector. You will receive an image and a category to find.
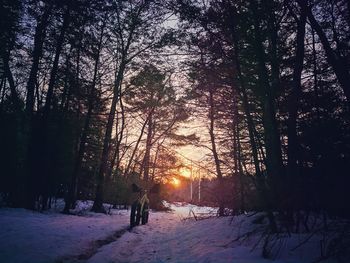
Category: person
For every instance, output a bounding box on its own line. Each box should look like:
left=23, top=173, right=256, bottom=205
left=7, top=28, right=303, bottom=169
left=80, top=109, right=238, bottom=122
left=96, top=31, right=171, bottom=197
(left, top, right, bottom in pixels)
left=140, top=190, right=149, bottom=225
left=130, top=187, right=149, bottom=229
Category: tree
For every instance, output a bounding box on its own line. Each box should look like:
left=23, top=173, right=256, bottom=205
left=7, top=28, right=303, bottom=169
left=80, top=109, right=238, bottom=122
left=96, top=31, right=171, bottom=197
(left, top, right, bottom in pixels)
left=297, top=0, right=350, bottom=108
left=91, top=0, right=171, bottom=212
left=124, top=65, right=188, bottom=182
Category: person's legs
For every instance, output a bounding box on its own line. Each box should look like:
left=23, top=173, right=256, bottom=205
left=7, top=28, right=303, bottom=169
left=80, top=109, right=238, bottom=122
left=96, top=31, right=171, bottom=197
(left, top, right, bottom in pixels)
left=130, top=201, right=138, bottom=228
left=142, top=202, right=149, bottom=224
left=135, top=202, right=141, bottom=225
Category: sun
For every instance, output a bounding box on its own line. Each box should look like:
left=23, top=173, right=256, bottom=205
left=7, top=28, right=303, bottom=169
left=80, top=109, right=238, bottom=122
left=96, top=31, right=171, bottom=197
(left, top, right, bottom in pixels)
left=171, top=177, right=181, bottom=187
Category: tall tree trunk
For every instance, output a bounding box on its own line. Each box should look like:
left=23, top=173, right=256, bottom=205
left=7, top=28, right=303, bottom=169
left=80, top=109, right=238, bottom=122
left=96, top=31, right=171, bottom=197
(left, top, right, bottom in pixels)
left=286, top=8, right=307, bottom=205
left=26, top=4, right=52, bottom=115
left=208, top=88, right=223, bottom=179
left=235, top=112, right=245, bottom=213
left=108, top=111, right=120, bottom=179
left=116, top=96, right=126, bottom=172
left=39, top=6, right=71, bottom=211
left=124, top=109, right=154, bottom=177
left=252, top=4, right=283, bottom=193
left=250, top=0, right=282, bottom=232
left=227, top=2, right=262, bottom=179
left=0, top=78, right=4, bottom=106
left=151, top=139, right=165, bottom=181
left=2, top=54, right=20, bottom=106
left=232, top=91, right=245, bottom=213
left=227, top=0, right=277, bottom=230
left=208, top=86, right=225, bottom=216
left=60, top=46, right=73, bottom=113
left=142, top=113, right=153, bottom=182
left=234, top=61, right=261, bottom=178
left=91, top=62, right=126, bottom=213
left=297, top=0, right=350, bottom=108
left=2, top=51, right=24, bottom=208
left=311, top=28, right=320, bottom=118
left=108, top=90, right=125, bottom=179
left=347, top=0, right=350, bottom=26
left=23, top=4, right=52, bottom=209
left=43, top=7, right=71, bottom=120
left=267, top=0, right=280, bottom=100
left=63, top=19, right=105, bottom=213
left=0, top=79, right=5, bottom=108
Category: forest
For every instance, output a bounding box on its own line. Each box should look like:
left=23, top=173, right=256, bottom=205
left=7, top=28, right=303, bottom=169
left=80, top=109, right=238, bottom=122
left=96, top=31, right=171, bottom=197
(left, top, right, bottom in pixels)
left=1, top=0, right=350, bottom=250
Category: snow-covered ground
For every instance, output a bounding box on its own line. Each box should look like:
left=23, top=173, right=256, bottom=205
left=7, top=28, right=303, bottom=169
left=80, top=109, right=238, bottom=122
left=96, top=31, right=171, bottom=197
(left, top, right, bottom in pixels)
left=0, top=201, right=129, bottom=263
left=0, top=200, right=337, bottom=263
left=86, top=203, right=324, bottom=263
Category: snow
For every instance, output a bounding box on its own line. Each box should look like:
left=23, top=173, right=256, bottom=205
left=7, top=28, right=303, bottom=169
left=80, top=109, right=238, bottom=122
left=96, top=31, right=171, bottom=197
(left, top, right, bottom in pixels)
left=0, top=200, right=129, bottom=263
left=0, top=200, right=335, bottom=263
left=163, top=201, right=218, bottom=219
left=86, top=204, right=323, bottom=263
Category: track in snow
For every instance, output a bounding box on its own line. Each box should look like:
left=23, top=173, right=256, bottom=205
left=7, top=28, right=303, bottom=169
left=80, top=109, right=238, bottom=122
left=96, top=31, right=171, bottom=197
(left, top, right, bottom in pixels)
left=56, top=227, right=129, bottom=263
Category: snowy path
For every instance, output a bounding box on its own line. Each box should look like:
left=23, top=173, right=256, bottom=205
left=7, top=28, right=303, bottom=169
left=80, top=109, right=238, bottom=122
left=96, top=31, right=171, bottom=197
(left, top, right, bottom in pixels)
left=87, top=212, right=184, bottom=263
left=86, top=204, right=323, bottom=263
left=59, top=227, right=129, bottom=262
left=0, top=201, right=325, bottom=263
left=86, top=205, right=269, bottom=263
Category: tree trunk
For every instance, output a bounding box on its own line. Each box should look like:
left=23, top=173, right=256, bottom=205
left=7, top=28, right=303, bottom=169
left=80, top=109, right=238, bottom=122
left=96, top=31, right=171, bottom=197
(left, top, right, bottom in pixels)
left=108, top=111, right=119, bottom=179
left=228, top=3, right=262, bottom=179
left=26, top=4, right=52, bottom=115
left=63, top=17, right=106, bottom=213
left=311, top=28, right=321, bottom=118
left=2, top=51, right=25, bottom=208
left=39, top=6, right=71, bottom=211
left=108, top=90, right=125, bottom=179
left=208, top=86, right=225, bottom=216
left=297, top=0, right=350, bottom=108
left=91, top=62, right=126, bottom=213
left=43, top=7, right=71, bottom=120
left=0, top=78, right=4, bottom=107
left=116, top=96, right=125, bottom=172
left=2, top=54, right=20, bottom=106
left=151, top=140, right=164, bottom=181
left=124, top=109, right=154, bottom=177
left=59, top=45, right=73, bottom=113
left=250, top=0, right=281, bottom=232
left=142, top=113, right=153, bottom=182
left=252, top=3, right=283, bottom=194
left=235, top=64, right=261, bottom=178
left=232, top=92, right=245, bottom=213
left=286, top=8, right=307, bottom=201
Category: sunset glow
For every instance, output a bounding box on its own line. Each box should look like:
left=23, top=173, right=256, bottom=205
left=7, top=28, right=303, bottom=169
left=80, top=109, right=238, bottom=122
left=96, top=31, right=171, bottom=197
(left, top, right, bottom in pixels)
left=171, top=177, right=181, bottom=187
left=179, top=167, right=191, bottom=178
